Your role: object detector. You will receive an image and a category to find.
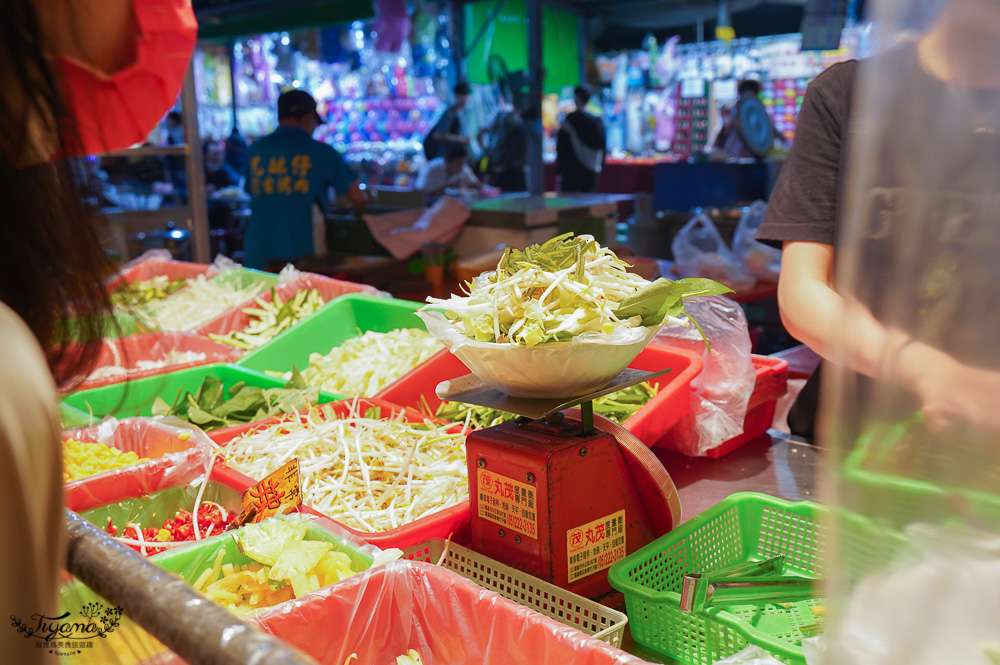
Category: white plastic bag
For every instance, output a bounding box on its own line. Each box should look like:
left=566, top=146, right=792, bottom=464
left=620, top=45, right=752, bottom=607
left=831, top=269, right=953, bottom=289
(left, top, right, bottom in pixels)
left=672, top=213, right=756, bottom=292
left=712, top=646, right=786, bottom=665
left=653, top=295, right=756, bottom=456
left=733, top=201, right=782, bottom=281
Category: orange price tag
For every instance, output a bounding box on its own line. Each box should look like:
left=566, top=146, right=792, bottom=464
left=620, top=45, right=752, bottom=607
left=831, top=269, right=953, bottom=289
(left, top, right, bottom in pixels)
left=236, top=459, right=302, bottom=525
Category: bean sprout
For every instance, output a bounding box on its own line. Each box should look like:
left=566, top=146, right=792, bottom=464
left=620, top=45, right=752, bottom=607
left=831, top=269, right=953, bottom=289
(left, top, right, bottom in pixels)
left=219, top=404, right=468, bottom=533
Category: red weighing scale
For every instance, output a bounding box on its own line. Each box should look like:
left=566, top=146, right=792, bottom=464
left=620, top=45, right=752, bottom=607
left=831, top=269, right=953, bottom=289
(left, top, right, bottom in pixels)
left=437, top=368, right=682, bottom=600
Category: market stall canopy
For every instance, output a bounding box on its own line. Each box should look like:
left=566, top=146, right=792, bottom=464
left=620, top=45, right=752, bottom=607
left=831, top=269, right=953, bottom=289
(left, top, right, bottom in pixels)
left=194, top=0, right=375, bottom=40
left=565, top=0, right=806, bottom=29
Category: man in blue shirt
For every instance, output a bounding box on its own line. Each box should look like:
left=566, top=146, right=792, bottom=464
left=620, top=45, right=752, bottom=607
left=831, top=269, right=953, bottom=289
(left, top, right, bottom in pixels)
left=243, top=89, right=364, bottom=269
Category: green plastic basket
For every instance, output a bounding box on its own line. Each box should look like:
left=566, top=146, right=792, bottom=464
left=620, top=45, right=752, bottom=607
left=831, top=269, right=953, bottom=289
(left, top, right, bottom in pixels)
left=843, top=421, right=1000, bottom=529
left=61, top=363, right=339, bottom=421
left=609, top=493, right=828, bottom=665
left=236, top=294, right=428, bottom=377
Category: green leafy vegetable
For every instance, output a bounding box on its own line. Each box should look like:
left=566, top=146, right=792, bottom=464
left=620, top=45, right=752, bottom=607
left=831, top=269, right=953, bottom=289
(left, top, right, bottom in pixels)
left=152, top=376, right=320, bottom=431
left=209, top=288, right=326, bottom=351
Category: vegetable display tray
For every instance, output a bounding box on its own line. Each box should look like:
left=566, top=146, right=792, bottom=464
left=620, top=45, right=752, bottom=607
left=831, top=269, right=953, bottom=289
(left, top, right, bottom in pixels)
left=235, top=294, right=428, bottom=382
left=402, top=538, right=628, bottom=648
left=379, top=343, right=703, bottom=446
left=653, top=355, right=788, bottom=458
left=193, top=271, right=380, bottom=340
left=609, top=493, right=827, bottom=665
left=61, top=363, right=337, bottom=421
left=62, top=418, right=213, bottom=513
left=254, top=561, right=647, bottom=665
left=104, top=257, right=215, bottom=293
left=210, top=398, right=472, bottom=552
left=59, top=332, right=242, bottom=392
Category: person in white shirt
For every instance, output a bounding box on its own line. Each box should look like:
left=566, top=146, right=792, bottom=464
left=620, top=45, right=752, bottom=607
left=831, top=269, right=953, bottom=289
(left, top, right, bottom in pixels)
left=416, top=145, right=482, bottom=195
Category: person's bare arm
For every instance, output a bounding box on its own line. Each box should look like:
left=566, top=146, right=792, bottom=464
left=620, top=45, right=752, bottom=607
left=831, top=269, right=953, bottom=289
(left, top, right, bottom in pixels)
left=35, top=0, right=138, bottom=74
left=780, top=240, right=1000, bottom=430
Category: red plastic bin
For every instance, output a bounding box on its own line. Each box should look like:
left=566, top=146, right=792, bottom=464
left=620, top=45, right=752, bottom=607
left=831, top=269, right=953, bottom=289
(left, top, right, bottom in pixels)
left=252, top=561, right=649, bottom=665
left=210, top=398, right=471, bottom=551
left=193, top=271, right=380, bottom=339
left=377, top=344, right=704, bottom=447
left=654, top=355, right=789, bottom=458
left=104, top=257, right=214, bottom=294
left=63, top=418, right=214, bottom=513
left=59, top=332, right=242, bottom=392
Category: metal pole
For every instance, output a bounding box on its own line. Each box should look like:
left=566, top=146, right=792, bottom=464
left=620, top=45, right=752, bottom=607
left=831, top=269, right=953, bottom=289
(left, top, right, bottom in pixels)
left=717, top=0, right=732, bottom=28
left=182, top=63, right=212, bottom=264
left=452, top=0, right=468, bottom=81
left=526, top=0, right=545, bottom=196
left=64, top=511, right=319, bottom=665
left=229, top=39, right=240, bottom=134
left=697, top=15, right=705, bottom=43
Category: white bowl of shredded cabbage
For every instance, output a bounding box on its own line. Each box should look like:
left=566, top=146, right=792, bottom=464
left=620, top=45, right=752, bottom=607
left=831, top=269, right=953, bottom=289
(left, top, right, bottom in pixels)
left=418, top=234, right=697, bottom=398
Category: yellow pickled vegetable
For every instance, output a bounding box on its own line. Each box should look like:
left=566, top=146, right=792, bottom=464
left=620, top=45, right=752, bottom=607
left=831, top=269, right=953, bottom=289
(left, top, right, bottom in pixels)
left=63, top=438, right=148, bottom=482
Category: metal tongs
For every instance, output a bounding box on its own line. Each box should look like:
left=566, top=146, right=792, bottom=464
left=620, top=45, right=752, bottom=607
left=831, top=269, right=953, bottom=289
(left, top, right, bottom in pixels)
left=679, top=556, right=821, bottom=613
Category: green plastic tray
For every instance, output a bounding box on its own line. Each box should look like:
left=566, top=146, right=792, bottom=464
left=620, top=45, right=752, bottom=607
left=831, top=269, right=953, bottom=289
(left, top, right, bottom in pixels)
left=61, top=363, right=338, bottom=421
left=79, top=479, right=242, bottom=539
left=236, top=294, right=427, bottom=376
left=843, top=421, right=1000, bottom=528
left=59, top=401, right=95, bottom=429
left=609, top=493, right=915, bottom=665
left=150, top=517, right=375, bottom=588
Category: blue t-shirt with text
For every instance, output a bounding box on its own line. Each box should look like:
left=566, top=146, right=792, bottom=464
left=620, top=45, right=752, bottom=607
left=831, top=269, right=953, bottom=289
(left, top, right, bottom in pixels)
left=243, top=125, right=356, bottom=268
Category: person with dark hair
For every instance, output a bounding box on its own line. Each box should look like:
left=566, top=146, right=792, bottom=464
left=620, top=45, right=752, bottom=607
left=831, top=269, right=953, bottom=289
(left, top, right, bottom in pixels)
left=557, top=84, right=606, bottom=193
left=243, top=89, right=365, bottom=269
left=737, top=79, right=763, bottom=97
left=203, top=140, right=240, bottom=193
left=424, top=81, right=472, bottom=160
left=416, top=145, right=483, bottom=195
left=711, top=79, right=785, bottom=161
left=0, top=0, right=196, bottom=661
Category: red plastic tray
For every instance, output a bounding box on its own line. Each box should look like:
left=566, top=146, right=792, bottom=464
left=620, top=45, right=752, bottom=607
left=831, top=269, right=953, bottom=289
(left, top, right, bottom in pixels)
left=769, top=344, right=821, bottom=380
left=654, top=355, right=789, bottom=458
left=376, top=344, right=704, bottom=447
left=62, top=418, right=214, bottom=513
left=253, top=561, right=647, bottom=665
left=104, top=258, right=214, bottom=294
left=193, top=272, right=380, bottom=338
left=209, top=398, right=471, bottom=551
left=60, top=332, right=242, bottom=392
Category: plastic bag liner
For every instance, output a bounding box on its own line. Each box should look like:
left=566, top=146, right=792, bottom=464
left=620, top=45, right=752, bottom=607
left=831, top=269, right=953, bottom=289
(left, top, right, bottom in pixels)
left=733, top=201, right=782, bottom=282
left=652, top=295, right=756, bottom=456
left=193, top=265, right=381, bottom=340
left=417, top=310, right=662, bottom=399
left=62, top=332, right=242, bottom=392
left=104, top=249, right=216, bottom=294
left=62, top=417, right=213, bottom=513
left=56, top=513, right=386, bottom=665
left=77, top=470, right=247, bottom=550
left=252, top=560, right=647, bottom=665
left=672, top=213, right=756, bottom=292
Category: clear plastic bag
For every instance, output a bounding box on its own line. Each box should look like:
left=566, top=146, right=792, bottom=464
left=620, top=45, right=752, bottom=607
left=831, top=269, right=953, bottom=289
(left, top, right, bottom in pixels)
left=672, top=213, right=756, bottom=292
left=733, top=201, right=782, bottom=281
left=653, top=295, right=756, bottom=456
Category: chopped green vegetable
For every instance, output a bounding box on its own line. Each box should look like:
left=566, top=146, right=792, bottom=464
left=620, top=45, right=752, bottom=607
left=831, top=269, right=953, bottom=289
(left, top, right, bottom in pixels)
left=280, top=328, right=442, bottom=398
left=431, top=382, right=659, bottom=429
left=267, top=540, right=333, bottom=581
left=235, top=518, right=309, bottom=566
left=152, top=375, right=320, bottom=431
left=210, top=288, right=326, bottom=351
left=141, top=274, right=271, bottom=332
left=111, top=275, right=188, bottom=309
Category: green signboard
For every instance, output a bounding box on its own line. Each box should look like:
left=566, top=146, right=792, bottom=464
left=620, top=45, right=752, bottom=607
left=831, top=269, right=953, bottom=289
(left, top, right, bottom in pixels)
left=464, top=0, right=580, bottom=94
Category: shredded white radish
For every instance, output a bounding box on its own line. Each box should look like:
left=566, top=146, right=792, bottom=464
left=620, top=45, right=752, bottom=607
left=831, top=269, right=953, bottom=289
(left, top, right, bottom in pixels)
left=284, top=329, right=442, bottom=398
left=218, top=403, right=467, bottom=533
left=142, top=274, right=270, bottom=332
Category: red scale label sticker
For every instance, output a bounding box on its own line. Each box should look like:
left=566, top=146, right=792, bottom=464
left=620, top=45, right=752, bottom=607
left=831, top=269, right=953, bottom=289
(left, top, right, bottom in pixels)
left=477, top=468, right=538, bottom=539
left=567, top=509, right=627, bottom=583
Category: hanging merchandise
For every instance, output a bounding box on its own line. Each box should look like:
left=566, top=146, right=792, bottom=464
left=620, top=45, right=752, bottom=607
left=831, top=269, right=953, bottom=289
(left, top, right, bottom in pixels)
left=374, top=0, right=412, bottom=53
